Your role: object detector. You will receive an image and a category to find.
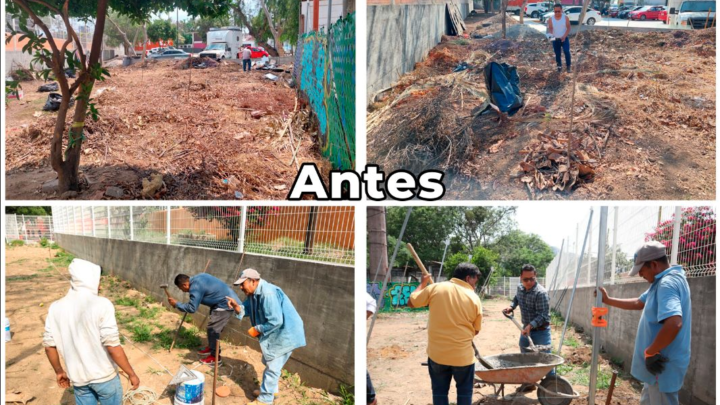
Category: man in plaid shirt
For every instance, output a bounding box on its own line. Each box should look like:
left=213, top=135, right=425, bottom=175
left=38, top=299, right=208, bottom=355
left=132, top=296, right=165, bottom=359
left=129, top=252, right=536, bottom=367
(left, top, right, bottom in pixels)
left=503, top=264, right=554, bottom=391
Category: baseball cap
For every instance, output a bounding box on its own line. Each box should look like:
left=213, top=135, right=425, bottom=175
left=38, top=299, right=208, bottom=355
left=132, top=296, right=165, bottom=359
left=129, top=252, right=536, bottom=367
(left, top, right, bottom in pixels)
left=629, top=241, right=667, bottom=276
left=233, top=268, right=261, bottom=286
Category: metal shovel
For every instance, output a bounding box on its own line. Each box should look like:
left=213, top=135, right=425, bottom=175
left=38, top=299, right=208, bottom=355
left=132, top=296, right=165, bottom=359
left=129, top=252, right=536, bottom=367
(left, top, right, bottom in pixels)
left=502, top=310, right=552, bottom=352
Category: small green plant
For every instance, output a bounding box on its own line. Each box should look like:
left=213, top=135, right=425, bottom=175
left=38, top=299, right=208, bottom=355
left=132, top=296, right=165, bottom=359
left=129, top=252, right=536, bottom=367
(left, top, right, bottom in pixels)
left=564, top=335, right=580, bottom=348
left=138, top=307, right=160, bottom=319
left=39, top=237, right=49, bottom=247
left=453, top=39, right=469, bottom=46
left=550, top=310, right=564, bottom=327
left=556, top=364, right=574, bottom=375
left=144, top=295, right=156, bottom=304
left=120, top=335, right=126, bottom=345
left=115, top=296, right=142, bottom=308
left=131, top=324, right=153, bottom=343
left=50, top=242, right=60, bottom=249
left=8, top=240, right=25, bottom=247
left=50, top=250, right=75, bottom=267
left=153, top=326, right=201, bottom=350
left=339, top=384, right=354, bottom=405
left=610, top=356, right=624, bottom=367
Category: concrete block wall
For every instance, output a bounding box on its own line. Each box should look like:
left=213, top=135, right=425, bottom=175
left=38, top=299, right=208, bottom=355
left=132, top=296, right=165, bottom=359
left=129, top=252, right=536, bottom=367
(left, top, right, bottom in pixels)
left=55, top=234, right=354, bottom=393
left=367, top=0, right=471, bottom=104
left=550, top=278, right=715, bottom=405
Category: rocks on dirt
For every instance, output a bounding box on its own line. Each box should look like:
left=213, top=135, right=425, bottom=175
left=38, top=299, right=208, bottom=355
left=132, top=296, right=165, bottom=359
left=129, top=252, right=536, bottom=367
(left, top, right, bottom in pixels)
left=141, top=173, right=165, bottom=199
left=60, top=191, right=78, bottom=199
left=104, top=186, right=125, bottom=199
left=41, top=179, right=58, bottom=193
left=251, top=110, right=267, bottom=119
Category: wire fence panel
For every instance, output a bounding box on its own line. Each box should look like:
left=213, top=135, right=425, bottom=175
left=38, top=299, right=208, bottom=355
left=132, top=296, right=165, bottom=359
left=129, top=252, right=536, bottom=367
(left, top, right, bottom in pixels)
left=486, top=277, right=546, bottom=299
left=545, top=206, right=716, bottom=294
left=4, top=215, right=54, bottom=243
left=168, top=207, right=243, bottom=252
left=49, top=205, right=355, bottom=266
left=244, top=206, right=355, bottom=265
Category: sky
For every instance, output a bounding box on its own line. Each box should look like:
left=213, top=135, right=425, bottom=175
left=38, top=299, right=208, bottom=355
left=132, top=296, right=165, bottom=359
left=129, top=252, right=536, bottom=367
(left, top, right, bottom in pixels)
left=515, top=204, right=600, bottom=250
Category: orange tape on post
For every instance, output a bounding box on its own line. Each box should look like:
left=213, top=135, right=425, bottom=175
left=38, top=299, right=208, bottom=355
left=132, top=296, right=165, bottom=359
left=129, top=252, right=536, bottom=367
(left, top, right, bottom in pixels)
left=592, top=307, right=608, bottom=327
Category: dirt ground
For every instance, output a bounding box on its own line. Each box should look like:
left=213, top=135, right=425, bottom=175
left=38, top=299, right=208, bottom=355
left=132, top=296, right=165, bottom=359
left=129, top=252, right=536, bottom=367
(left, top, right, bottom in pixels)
left=5, top=59, right=331, bottom=200
left=4, top=245, right=341, bottom=404
left=367, top=298, right=642, bottom=405
left=367, top=13, right=716, bottom=200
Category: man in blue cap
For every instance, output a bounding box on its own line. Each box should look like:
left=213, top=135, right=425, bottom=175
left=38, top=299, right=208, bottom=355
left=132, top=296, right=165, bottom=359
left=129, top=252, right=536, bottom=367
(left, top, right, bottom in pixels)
left=595, top=241, right=691, bottom=405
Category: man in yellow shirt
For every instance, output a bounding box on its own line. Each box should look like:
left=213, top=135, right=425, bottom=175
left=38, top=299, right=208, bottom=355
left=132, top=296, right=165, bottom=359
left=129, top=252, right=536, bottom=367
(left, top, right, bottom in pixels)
left=409, top=263, right=483, bottom=405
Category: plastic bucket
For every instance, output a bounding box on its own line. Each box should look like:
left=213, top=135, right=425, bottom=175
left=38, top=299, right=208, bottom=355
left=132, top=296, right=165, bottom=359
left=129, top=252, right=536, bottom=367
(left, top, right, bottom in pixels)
left=4, top=318, right=9, bottom=342
left=174, top=370, right=205, bottom=405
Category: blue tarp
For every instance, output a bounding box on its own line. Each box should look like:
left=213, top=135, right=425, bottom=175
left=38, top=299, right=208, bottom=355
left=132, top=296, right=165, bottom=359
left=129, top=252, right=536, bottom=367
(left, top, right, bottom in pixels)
left=483, top=62, right=524, bottom=116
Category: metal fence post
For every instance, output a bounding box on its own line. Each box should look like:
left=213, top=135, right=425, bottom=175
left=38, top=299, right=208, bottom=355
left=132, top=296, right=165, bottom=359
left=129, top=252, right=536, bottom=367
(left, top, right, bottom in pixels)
left=107, top=206, right=111, bottom=238
left=587, top=223, right=593, bottom=286
left=91, top=206, right=96, bottom=237
left=238, top=206, right=247, bottom=253
left=129, top=207, right=134, bottom=241
left=671, top=206, right=682, bottom=265
left=611, top=207, right=618, bottom=285
left=166, top=207, right=172, bottom=245
left=22, top=215, right=28, bottom=240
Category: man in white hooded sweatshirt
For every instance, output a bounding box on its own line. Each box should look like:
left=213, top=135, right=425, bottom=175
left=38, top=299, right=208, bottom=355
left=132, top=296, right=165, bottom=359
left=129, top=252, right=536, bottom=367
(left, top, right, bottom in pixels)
left=43, top=259, right=140, bottom=405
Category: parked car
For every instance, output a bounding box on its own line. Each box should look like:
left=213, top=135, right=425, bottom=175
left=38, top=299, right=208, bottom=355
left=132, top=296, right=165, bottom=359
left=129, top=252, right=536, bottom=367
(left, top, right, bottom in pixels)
left=567, top=6, right=602, bottom=24
left=149, top=49, right=191, bottom=59
left=236, top=46, right=270, bottom=59
left=525, top=2, right=554, bottom=18
left=658, top=8, right=668, bottom=22
left=619, top=6, right=643, bottom=18
left=630, top=5, right=666, bottom=19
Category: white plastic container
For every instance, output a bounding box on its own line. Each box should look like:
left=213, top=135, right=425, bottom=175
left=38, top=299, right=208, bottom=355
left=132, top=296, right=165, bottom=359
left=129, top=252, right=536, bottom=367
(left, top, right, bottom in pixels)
left=175, top=370, right=205, bottom=405
left=4, top=318, right=10, bottom=342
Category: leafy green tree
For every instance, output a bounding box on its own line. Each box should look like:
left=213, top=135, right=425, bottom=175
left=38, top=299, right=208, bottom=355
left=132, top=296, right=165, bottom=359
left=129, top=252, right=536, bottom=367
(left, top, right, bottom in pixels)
left=146, top=19, right=178, bottom=43
left=454, top=207, right=516, bottom=252
left=105, top=11, right=144, bottom=55
left=5, top=0, right=233, bottom=193
left=491, top=230, right=554, bottom=277
left=444, top=246, right=498, bottom=287
left=5, top=207, right=52, bottom=215
left=386, top=207, right=463, bottom=268
left=185, top=15, right=232, bottom=44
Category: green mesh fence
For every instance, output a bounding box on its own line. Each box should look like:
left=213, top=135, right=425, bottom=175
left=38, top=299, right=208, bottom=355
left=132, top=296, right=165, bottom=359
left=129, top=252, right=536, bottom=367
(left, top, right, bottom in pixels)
left=296, top=13, right=355, bottom=170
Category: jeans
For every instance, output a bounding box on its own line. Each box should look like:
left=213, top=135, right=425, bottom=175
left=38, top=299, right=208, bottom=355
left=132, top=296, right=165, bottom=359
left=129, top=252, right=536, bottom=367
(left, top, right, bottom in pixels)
left=243, top=59, right=251, bottom=71
left=640, top=383, right=679, bottom=405
left=367, top=371, right=376, bottom=403
left=207, top=309, right=233, bottom=356
left=552, top=38, right=571, bottom=68
left=73, top=375, right=122, bottom=405
left=258, top=351, right=293, bottom=404
left=519, top=327, right=555, bottom=377
left=427, top=358, right=475, bottom=405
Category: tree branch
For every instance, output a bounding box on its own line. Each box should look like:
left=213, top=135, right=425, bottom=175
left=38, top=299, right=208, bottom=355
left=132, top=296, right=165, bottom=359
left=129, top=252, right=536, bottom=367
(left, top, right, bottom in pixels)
left=26, top=0, right=60, bottom=14
left=60, top=0, right=86, bottom=69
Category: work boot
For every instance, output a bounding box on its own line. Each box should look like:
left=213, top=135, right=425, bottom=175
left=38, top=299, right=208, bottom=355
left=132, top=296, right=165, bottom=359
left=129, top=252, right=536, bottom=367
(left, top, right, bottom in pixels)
left=198, top=346, right=211, bottom=355
left=557, top=65, right=562, bottom=72
left=199, top=354, right=222, bottom=366
left=567, top=65, right=572, bottom=73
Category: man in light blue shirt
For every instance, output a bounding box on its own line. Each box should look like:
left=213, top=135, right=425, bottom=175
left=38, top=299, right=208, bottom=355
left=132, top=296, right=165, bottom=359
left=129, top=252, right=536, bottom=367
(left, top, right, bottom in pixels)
left=226, top=269, right=306, bottom=405
left=596, top=241, right=691, bottom=405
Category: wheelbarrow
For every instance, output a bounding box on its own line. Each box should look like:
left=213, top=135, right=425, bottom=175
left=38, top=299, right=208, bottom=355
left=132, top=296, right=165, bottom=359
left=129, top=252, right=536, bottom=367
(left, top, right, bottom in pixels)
left=474, top=352, right=580, bottom=405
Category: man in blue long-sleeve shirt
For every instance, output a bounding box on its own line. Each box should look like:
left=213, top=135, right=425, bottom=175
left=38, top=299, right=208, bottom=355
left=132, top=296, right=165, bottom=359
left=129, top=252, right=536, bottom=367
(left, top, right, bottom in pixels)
left=170, top=273, right=240, bottom=365
left=226, top=269, right=306, bottom=405
left=503, top=264, right=553, bottom=391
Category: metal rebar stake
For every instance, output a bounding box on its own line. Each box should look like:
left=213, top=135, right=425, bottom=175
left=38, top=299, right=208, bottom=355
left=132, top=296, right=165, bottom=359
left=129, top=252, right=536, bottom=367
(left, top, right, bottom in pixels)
left=588, top=207, right=608, bottom=405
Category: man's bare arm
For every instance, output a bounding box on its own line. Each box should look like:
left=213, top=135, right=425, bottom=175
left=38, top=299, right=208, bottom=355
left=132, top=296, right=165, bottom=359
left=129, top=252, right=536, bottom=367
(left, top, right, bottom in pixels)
left=106, top=346, right=140, bottom=389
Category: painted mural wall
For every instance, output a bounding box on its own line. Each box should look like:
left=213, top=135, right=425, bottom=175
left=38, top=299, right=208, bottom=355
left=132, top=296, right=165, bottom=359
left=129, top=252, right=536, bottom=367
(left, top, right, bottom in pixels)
left=367, top=282, right=421, bottom=312
left=295, top=13, right=356, bottom=171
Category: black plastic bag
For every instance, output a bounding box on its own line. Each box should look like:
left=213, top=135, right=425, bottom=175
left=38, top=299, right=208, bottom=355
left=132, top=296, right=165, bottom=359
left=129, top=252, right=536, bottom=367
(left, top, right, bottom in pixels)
left=42, top=93, right=75, bottom=111
left=483, top=62, right=524, bottom=116
left=38, top=82, right=59, bottom=92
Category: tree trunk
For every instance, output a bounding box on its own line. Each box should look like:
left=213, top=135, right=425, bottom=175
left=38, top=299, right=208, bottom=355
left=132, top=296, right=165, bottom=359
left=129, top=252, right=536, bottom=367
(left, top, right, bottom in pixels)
left=258, top=0, right=285, bottom=56
left=108, top=16, right=137, bottom=56
left=142, top=22, right=147, bottom=63
left=368, top=207, right=389, bottom=282
left=233, top=3, right=281, bottom=56
left=55, top=0, right=109, bottom=193
left=502, top=0, right=507, bottom=38
left=520, top=0, right=529, bottom=23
